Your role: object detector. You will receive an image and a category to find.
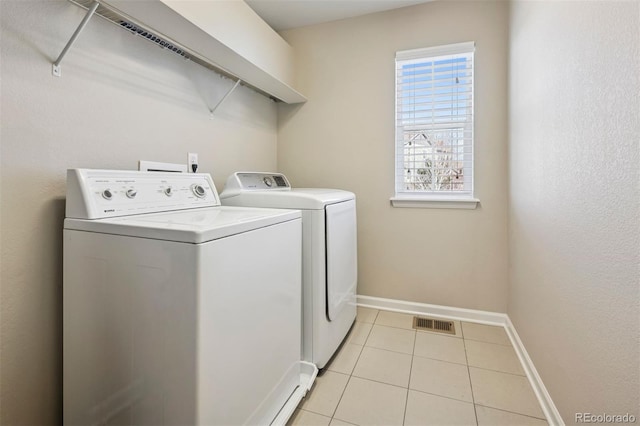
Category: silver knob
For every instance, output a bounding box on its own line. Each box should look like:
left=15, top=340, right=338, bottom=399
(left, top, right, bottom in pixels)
left=126, top=189, right=137, bottom=199
left=263, top=177, right=273, bottom=187
left=102, top=189, right=113, bottom=200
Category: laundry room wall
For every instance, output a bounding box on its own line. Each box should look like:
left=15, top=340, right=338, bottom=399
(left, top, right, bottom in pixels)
left=509, top=1, right=640, bottom=422
left=277, top=1, right=509, bottom=312
left=0, top=1, right=279, bottom=423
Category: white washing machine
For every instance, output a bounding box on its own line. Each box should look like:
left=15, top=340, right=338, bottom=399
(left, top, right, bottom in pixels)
left=63, top=169, right=316, bottom=426
left=220, top=172, right=357, bottom=369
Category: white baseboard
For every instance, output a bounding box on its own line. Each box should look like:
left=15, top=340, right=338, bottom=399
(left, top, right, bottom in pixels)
left=356, top=295, right=564, bottom=426
left=357, top=295, right=508, bottom=326
left=505, top=316, right=565, bottom=426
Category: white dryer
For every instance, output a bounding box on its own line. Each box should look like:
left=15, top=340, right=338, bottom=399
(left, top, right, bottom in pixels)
left=220, top=172, right=357, bottom=369
left=63, top=169, right=316, bottom=426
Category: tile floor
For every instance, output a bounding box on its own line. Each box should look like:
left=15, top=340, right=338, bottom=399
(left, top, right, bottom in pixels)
left=288, top=307, right=548, bottom=426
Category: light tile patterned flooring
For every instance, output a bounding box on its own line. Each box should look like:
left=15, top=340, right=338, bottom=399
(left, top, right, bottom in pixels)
left=288, top=307, right=548, bottom=426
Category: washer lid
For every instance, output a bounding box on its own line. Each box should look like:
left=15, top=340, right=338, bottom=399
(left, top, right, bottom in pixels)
left=64, top=206, right=301, bottom=243
left=221, top=188, right=355, bottom=210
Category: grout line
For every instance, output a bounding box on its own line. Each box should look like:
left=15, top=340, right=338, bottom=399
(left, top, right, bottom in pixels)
left=402, top=330, right=418, bottom=425
left=330, top=373, right=353, bottom=420
left=462, top=336, right=480, bottom=426
left=363, top=343, right=414, bottom=357
left=348, top=374, right=413, bottom=392
left=326, top=344, right=364, bottom=376
left=347, top=343, right=365, bottom=375
left=408, top=387, right=476, bottom=405
left=359, top=345, right=414, bottom=357
left=344, top=375, right=410, bottom=391
left=371, top=307, right=380, bottom=323
left=299, top=372, right=351, bottom=419
left=330, top=416, right=359, bottom=426
left=372, top=322, right=415, bottom=332
left=464, top=336, right=512, bottom=347
left=364, top=324, right=415, bottom=355
left=467, top=365, right=528, bottom=378
left=474, top=403, right=548, bottom=421
left=371, top=320, right=465, bottom=338
left=462, top=326, right=528, bottom=376
left=360, top=315, right=376, bottom=352
left=411, top=352, right=469, bottom=367
left=465, top=338, right=516, bottom=348
left=346, top=321, right=372, bottom=345
left=298, top=408, right=331, bottom=421
left=415, top=328, right=464, bottom=339
left=301, top=406, right=336, bottom=418
left=356, top=307, right=381, bottom=326
left=329, top=314, right=376, bottom=422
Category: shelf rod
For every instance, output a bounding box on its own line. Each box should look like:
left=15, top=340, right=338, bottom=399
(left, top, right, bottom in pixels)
left=210, top=79, right=242, bottom=116
left=52, top=1, right=99, bottom=77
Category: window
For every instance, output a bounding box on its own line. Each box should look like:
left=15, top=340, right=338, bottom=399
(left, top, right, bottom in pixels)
left=391, top=42, right=478, bottom=209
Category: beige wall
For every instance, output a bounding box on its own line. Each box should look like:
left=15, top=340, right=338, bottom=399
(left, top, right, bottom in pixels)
left=0, top=1, right=278, bottom=423
left=278, top=1, right=509, bottom=312
left=509, top=1, right=640, bottom=423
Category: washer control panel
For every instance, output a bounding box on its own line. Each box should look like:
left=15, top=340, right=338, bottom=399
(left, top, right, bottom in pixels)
left=66, top=169, right=220, bottom=219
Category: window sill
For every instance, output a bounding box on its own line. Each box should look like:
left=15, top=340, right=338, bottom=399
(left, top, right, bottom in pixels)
left=390, top=196, right=480, bottom=210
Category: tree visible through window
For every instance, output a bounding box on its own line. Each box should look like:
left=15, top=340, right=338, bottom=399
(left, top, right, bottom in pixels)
left=395, top=42, right=475, bottom=198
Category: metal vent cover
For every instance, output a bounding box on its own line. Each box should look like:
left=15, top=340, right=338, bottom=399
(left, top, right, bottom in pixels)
left=68, top=0, right=218, bottom=69
left=118, top=21, right=190, bottom=60
left=412, top=316, right=455, bottom=335
left=66, top=0, right=275, bottom=100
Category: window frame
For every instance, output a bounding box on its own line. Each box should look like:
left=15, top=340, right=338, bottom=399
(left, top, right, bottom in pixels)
left=391, top=42, right=479, bottom=210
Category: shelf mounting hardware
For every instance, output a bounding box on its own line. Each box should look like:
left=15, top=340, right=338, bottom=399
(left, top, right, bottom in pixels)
left=209, top=79, right=242, bottom=117
left=53, top=1, right=99, bottom=77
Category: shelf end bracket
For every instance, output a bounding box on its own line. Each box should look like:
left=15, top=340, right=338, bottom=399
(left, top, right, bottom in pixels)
left=209, top=79, right=242, bottom=117
left=52, top=1, right=99, bottom=77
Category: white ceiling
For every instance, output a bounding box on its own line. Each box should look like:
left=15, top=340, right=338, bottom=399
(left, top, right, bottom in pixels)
left=245, top=0, right=433, bottom=31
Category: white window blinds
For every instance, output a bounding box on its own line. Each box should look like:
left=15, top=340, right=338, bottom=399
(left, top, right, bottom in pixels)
left=395, top=42, right=475, bottom=198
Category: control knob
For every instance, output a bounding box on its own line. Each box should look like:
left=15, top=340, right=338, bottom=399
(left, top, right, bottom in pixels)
left=125, top=189, right=137, bottom=199
left=164, top=187, right=173, bottom=197
left=102, top=189, right=113, bottom=200
left=192, top=184, right=206, bottom=198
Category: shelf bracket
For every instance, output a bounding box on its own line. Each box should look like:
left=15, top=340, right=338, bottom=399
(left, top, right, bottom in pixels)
left=209, top=79, right=242, bottom=117
left=52, top=1, right=99, bottom=77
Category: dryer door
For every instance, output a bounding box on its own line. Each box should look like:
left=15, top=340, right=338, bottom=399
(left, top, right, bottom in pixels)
left=325, top=199, right=357, bottom=321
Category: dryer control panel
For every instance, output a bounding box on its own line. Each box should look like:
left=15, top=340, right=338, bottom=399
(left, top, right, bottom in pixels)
left=66, top=169, right=220, bottom=219
left=221, top=172, right=291, bottom=198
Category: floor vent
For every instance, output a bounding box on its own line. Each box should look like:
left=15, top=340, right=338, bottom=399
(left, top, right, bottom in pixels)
left=412, top=317, right=456, bottom=335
